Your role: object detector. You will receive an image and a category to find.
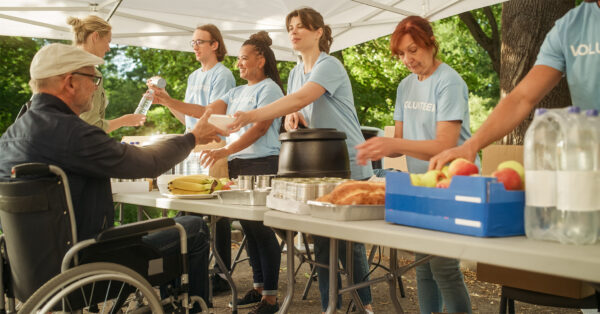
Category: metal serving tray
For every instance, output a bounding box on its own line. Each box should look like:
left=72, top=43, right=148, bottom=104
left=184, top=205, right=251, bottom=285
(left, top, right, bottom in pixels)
left=214, top=189, right=270, bottom=206
left=307, top=200, right=385, bottom=221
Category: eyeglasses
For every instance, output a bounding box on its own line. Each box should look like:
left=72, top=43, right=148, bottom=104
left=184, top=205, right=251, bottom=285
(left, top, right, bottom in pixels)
left=189, top=39, right=214, bottom=47
left=72, top=72, right=102, bottom=86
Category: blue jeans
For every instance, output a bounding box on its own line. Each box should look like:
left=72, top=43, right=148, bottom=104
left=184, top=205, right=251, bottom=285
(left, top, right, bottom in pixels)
left=415, top=253, right=472, bottom=314
left=313, top=236, right=372, bottom=311
left=143, top=215, right=210, bottom=312
left=240, top=219, right=281, bottom=295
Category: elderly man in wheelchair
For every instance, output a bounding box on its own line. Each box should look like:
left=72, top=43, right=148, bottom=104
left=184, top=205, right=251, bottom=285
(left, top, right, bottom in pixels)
left=0, top=43, right=228, bottom=313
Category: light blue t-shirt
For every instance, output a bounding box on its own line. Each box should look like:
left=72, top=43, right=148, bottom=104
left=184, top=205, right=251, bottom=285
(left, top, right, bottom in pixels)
left=288, top=52, right=373, bottom=180
left=286, top=75, right=313, bottom=125
left=394, top=63, right=479, bottom=174
left=535, top=1, right=600, bottom=110
left=184, top=62, right=235, bottom=129
left=221, top=78, right=283, bottom=161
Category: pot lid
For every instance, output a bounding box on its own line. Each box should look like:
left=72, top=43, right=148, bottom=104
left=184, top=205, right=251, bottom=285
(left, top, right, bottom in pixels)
left=279, top=128, right=347, bottom=141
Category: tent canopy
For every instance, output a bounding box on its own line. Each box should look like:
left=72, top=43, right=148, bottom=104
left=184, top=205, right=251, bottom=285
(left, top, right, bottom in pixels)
left=0, top=0, right=506, bottom=61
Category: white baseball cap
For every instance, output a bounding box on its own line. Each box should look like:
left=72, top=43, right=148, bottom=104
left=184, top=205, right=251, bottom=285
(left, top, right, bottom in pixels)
left=30, top=43, right=104, bottom=80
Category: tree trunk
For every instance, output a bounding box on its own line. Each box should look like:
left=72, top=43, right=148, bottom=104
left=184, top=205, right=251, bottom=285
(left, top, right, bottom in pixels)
left=459, top=7, right=501, bottom=75
left=499, top=0, right=574, bottom=145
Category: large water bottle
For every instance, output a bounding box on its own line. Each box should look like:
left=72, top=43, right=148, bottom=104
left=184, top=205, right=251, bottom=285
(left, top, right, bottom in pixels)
left=524, top=108, right=562, bottom=241
left=556, top=106, right=599, bottom=245
left=584, top=109, right=600, bottom=241
left=134, top=89, right=155, bottom=115
left=184, top=152, right=209, bottom=175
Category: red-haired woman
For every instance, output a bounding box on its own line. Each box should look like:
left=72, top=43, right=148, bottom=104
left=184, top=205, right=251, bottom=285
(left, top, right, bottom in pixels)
left=356, top=16, right=474, bottom=313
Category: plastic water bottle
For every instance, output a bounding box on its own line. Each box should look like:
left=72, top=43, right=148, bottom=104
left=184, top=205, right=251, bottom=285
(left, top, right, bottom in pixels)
left=523, top=108, right=562, bottom=241
left=187, top=152, right=200, bottom=174
left=134, top=89, right=155, bottom=115
left=584, top=110, right=600, bottom=241
left=556, top=106, right=599, bottom=245
left=183, top=152, right=208, bottom=175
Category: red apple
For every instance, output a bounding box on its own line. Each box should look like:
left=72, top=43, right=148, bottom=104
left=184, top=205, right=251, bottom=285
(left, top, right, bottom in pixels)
left=448, top=158, right=479, bottom=177
left=436, top=178, right=451, bottom=188
left=492, top=168, right=523, bottom=190
left=497, top=160, right=525, bottom=182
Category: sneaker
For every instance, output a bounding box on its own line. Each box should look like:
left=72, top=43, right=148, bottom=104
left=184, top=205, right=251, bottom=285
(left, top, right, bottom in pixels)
left=248, top=300, right=279, bottom=314
left=227, top=289, right=262, bottom=308
left=211, top=274, right=231, bottom=295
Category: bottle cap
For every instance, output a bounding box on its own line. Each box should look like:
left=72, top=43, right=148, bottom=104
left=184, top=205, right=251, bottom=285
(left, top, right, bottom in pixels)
left=534, top=108, right=547, bottom=116
left=585, top=109, right=598, bottom=117
left=567, top=106, right=580, bottom=114
left=150, top=77, right=167, bottom=89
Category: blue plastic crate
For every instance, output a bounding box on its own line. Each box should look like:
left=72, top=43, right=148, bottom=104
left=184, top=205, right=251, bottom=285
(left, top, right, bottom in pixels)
left=385, top=171, right=524, bottom=237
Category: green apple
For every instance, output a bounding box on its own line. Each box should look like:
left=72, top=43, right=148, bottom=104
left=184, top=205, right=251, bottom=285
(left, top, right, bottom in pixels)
left=420, top=170, right=446, bottom=188
left=441, top=165, right=450, bottom=178
left=410, top=173, right=422, bottom=186
left=497, top=160, right=524, bottom=182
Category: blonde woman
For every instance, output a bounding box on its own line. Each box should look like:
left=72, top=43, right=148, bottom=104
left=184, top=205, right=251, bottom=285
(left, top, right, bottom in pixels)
left=67, top=15, right=145, bottom=132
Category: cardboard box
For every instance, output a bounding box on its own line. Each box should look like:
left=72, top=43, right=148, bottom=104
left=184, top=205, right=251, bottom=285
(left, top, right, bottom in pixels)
left=477, top=263, right=595, bottom=299
left=481, top=144, right=523, bottom=175
left=385, top=171, right=525, bottom=237
left=121, top=135, right=228, bottom=178
left=382, top=126, right=407, bottom=171
left=477, top=144, right=594, bottom=299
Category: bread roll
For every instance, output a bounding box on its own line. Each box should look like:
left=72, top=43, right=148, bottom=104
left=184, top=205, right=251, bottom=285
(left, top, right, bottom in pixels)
left=316, top=180, right=385, bottom=205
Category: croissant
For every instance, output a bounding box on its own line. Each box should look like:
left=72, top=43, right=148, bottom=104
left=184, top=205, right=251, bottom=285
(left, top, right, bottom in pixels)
left=317, top=180, right=385, bottom=205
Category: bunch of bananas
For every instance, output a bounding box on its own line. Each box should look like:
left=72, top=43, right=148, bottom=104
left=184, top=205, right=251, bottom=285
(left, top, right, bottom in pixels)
left=168, top=174, right=221, bottom=195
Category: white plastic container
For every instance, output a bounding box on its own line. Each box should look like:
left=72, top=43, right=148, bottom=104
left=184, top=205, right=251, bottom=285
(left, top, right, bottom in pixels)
left=208, top=114, right=235, bottom=131
left=156, top=174, right=184, bottom=195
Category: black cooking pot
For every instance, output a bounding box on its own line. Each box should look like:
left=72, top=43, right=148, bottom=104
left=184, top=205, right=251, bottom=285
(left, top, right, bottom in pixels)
left=278, top=128, right=350, bottom=178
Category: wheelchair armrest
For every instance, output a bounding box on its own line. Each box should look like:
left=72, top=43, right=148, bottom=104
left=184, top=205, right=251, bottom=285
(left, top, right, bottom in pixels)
left=96, top=218, right=175, bottom=242
left=11, top=163, right=51, bottom=178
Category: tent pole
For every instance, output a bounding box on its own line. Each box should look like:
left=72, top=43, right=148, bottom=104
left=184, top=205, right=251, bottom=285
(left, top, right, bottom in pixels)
left=106, top=0, right=123, bottom=22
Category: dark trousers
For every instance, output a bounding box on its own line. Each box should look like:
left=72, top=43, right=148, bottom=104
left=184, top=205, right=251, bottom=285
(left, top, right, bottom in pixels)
left=143, top=215, right=209, bottom=312
left=228, top=155, right=280, bottom=294
left=213, top=218, right=231, bottom=273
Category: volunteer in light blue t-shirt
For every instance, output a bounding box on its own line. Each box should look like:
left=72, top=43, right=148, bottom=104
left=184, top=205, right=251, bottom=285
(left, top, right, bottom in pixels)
left=227, top=8, right=375, bottom=313
left=391, top=62, right=480, bottom=173
left=147, top=24, right=236, bottom=295
left=150, top=25, right=235, bottom=132
left=430, top=0, right=600, bottom=170
left=184, top=62, right=235, bottom=129
left=285, top=52, right=373, bottom=179
left=535, top=0, right=600, bottom=110
left=218, top=78, right=282, bottom=161
left=357, top=16, right=474, bottom=314
left=198, top=32, right=285, bottom=311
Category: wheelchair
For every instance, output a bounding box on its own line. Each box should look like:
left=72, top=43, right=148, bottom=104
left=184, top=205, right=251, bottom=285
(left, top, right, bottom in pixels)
left=0, top=163, right=208, bottom=313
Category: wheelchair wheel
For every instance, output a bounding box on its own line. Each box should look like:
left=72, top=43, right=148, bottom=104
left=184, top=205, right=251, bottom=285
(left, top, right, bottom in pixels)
left=20, top=262, right=163, bottom=313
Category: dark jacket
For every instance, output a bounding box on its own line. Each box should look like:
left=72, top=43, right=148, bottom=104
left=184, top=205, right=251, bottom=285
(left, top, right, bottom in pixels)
left=0, top=93, right=195, bottom=240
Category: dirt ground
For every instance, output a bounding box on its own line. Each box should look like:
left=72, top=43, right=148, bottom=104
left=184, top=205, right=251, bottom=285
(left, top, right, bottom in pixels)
left=209, top=243, right=585, bottom=314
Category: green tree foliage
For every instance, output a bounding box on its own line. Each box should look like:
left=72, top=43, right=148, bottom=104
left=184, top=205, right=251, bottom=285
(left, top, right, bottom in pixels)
left=342, top=37, right=409, bottom=129
left=0, top=36, right=39, bottom=133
